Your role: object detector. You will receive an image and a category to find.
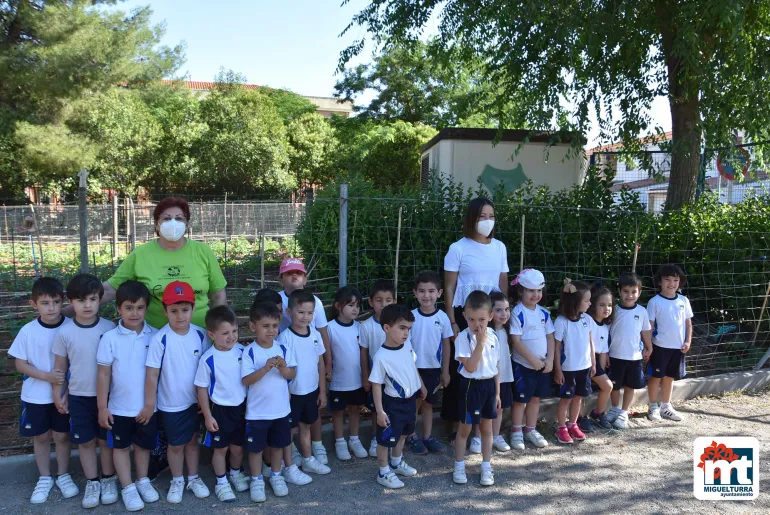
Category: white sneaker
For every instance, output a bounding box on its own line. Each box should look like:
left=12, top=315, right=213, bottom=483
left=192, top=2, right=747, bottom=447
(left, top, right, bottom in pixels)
left=215, top=483, right=236, bottom=502
left=660, top=405, right=683, bottom=421
left=376, top=471, right=404, bottom=489
left=269, top=474, right=288, bottom=497
left=469, top=436, right=482, bottom=454
left=368, top=439, right=378, bottom=457
left=493, top=435, right=511, bottom=452
left=302, top=456, right=331, bottom=475
left=312, top=442, right=328, bottom=465
left=335, top=440, right=352, bottom=460
left=121, top=484, right=144, bottom=512
left=291, top=443, right=302, bottom=467
left=349, top=438, right=368, bottom=459
left=82, top=479, right=101, bottom=509
left=250, top=478, right=266, bottom=503
left=606, top=406, right=621, bottom=423
left=524, top=429, right=549, bottom=448
left=480, top=468, right=495, bottom=486
left=391, top=460, right=417, bottom=477
left=100, top=475, right=118, bottom=505
left=166, top=479, right=184, bottom=504
left=229, top=471, right=250, bottom=492
left=648, top=403, right=662, bottom=421
left=186, top=477, right=210, bottom=499
left=614, top=412, right=629, bottom=429
left=283, top=464, right=312, bottom=485
left=56, top=473, right=79, bottom=499
left=30, top=476, right=54, bottom=504
left=452, top=468, right=468, bottom=484
left=135, top=478, right=159, bottom=503
left=510, top=431, right=525, bottom=450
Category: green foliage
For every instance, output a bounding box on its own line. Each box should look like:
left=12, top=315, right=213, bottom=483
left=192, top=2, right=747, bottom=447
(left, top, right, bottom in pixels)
left=287, top=113, right=340, bottom=188
left=262, top=88, right=317, bottom=123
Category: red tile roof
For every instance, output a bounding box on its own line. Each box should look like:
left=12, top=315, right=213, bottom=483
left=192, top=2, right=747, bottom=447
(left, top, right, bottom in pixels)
left=160, top=79, right=261, bottom=91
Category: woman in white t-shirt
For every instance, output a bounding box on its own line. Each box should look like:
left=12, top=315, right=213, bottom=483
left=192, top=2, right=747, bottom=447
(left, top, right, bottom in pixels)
left=441, top=198, right=510, bottom=438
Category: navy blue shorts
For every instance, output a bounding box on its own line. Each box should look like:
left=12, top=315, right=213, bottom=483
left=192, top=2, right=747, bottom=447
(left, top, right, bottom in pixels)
left=19, top=402, right=69, bottom=437
left=159, top=405, right=200, bottom=446
left=513, top=363, right=552, bottom=404
left=418, top=368, right=441, bottom=405
left=107, top=414, right=158, bottom=450
left=69, top=395, right=107, bottom=444
left=458, top=376, right=497, bottom=425
left=647, top=345, right=685, bottom=380
left=289, top=389, right=319, bottom=428
left=559, top=369, right=592, bottom=399
left=203, top=403, right=245, bottom=448
left=499, top=382, right=513, bottom=409
left=328, top=388, right=367, bottom=412
left=609, top=357, right=646, bottom=390
left=376, top=395, right=417, bottom=448
left=245, top=417, right=291, bottom=454
left=594, top=354, right=607, bottom=377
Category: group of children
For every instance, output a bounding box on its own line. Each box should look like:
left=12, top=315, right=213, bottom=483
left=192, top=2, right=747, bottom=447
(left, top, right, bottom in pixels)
left=10, top=256, right=693, bottom=507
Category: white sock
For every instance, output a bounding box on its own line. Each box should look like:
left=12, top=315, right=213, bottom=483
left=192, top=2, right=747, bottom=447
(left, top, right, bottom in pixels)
left=172, top=476, right=183, bottom=483
left=187, top=474, right=198, bottom=482
left=136, top=477, right=149, bottom=484
left=216, top=475, right=227, bottom=485
left=302, top=456, right=312, bottom=464
left=618, top=409, right=628, bottom=416
left=391, top=455, right=402, bottom=466
left=350, top=435, right=360, bottom=442
left=379, top=466, right=390, bottom=476
left=661, top=402, right=671, bottom=410
left=230, top=468, right=240, bottom=477
left=455, top=461, right=465, bottom=471
left=312, top=440, right=323, bottom=447
left=271, top=470, right=281, bottom=477
left=650, top=402, right=659, bottom=408
left=336, top=437, right=346, bottom=443
left=40, top=475, right=52, bottom=481
left=252, top=475, right=263, bottom=483
left=481, top=461, right=492, bottom=472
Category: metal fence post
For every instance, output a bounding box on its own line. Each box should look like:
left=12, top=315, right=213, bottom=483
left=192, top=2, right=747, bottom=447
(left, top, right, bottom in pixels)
left=339, top=183, right=348, bottom=287
left=78, top=169, right=89, bottom=273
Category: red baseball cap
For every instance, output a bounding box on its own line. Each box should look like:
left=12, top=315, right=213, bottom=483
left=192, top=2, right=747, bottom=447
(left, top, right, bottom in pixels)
left=279, top=257, right=306, bottom=275
left=162, top=281, right=195, bottom=305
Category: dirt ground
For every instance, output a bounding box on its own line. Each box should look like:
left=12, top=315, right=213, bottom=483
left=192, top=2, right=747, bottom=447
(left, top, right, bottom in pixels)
left=1, top=387, right=768, bottom=514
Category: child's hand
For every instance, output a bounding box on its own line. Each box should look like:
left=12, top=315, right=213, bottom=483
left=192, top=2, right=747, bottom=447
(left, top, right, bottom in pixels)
left=474, top=327, right=487, bottom=346
left=274, top=356, right=287, bottom=369
left=642, top=346, right=652, bottom=360
left=377, top=411, right=390, bottom=428
left=530, top=356, right=546, bottom=370
left=136, top=405, right=154, bottom=425
left=543, top=360, right=553, bottom=374
left=46, top=370, right=65, bottom=385
left=553, top=370, right=564, bottom=385
left=54, top=394, right=68, bottom=415
left=325, top=371, right=332, bottom=382
left=590, top=365, right=596, bottom=377
left=363, top=380, right=371, bottom=392
left=419, top=385, right=427, bottom=399
left=682, top=341, right=691, bottom=353
left=98, top=407, right=113, bottom=430
left=496, top=395, right=502, bottom=411
left=263, top=359, right=276, bottom=371
left=204, top=415, right=219, bottom=433
left=317, top=391, right=327, bottom=409
left=441, top=372, right=450, bottom=388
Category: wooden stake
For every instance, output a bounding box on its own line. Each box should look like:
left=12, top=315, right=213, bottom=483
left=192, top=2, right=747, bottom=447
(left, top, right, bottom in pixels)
left=394, top=206, right=403, bottom=302
left=752, top=281, right=770, bottom=370
left=259, top=219, right=266, bottom=290
left=631, top=226, right=640, bottom=273
left=519, top=215, right=526, bottom=271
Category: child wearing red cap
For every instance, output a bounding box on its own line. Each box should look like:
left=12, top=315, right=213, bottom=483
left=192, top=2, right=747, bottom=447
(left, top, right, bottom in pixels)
left=144, top=281, right=211, bottom=504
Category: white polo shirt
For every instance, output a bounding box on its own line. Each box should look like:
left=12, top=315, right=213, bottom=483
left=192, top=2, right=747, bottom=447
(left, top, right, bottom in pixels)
left=443, top=237, right=509, bottom=307
left=278, top=291, right=328, bottom=333
left=512, top=303, right=554, bottom=369
left=327, top=319, right=362, bottom=392
left=455, top=327, right=500, bottom=380
left=647, top=294, right=693, bottom=349
left=96, top=321, right=156, bottom=417
left=410, top=308, right=453, bottom=369
left=276, top=327, right=325, bottom=396
left=609, top=304, right=651, bottom=360
left=495, top=328, right=514, bottom=382
left=360, top=314, right=413, bottom=365
left=591, top=320, right=610, bottom=355
left=52, top=317, right=116, bottom=397
left=241, top=341, right=297, bottom=420
left=554, top=315, right=593, bottom=372
left=9, top=317, right=71, bottom=404
left=146, top=323, right=209, bottom=413
left=194, top=344, right=247, bottom=407
left=369, top=344, right=422, bottom=399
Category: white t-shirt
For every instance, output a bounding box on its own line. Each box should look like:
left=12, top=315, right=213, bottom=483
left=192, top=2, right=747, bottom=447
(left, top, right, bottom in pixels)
left=52, top=317, right=116, bottom=397
left=146, top=323, right=210, bottom=413
left=9, top=317, right=72, bottom=404
left=512, top=303, right=554, bottom=369
left=554, top=315, right=593, bottom=372
left=494, top=327, right=514, bottom=382
left=369, top=344, right=422, bottom=399
left=279, top=291, right=328, bottom=333
left=327, top=319, right=362, bottom=392
left=359, top=315, right=413, bottom=363
left=444, top=238, right=509, bottom=307
left=194, top=344, right=247, bottom=407
left=241, top=341, right=297, bottom=420
left=276, top=327, right=325, bottom=395
left=609, top=304, right=651, bottom=360
left=410, top=308, right=453, bottom=369
left=591, top=320, right=610, bottom=355
left=647, top=294, right=693, bottom=349
left=96, top=321, right=156, bottom=417
left=455, top=327, right=500, bottom=380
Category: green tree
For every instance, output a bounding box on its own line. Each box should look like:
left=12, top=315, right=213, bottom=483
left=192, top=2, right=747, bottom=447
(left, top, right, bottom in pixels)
left=287, top=113, right=339, bottom=189
left=342, top=1, right=770, bottom=209
left=263, top=88, right=317, bottom=123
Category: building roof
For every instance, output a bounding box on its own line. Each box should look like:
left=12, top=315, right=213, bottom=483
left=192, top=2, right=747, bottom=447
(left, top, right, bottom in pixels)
left=420, top=128, right=585, bottom=153
left=588, top=132, right=673, bottom=153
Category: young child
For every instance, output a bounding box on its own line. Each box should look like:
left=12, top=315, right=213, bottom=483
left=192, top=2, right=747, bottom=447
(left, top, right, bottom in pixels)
left=277, top=258, right=331, bottom=465
left=584, top=286, right=614, bottom=429
left=326, top=286, right=369, bottom=460
left=359, top=280, right=398, bottom=457
left=509, top=269, right=553, bottom=450
left=276, top=290, right=330, bottom=476
left=96, top=281, right=159, bottom=511
left=52, top=273, right=117, bottom=508
left=553, top=279, right=595, bottom=445
left=144, top=281, right=210, bottom=504
left=453, top=291, right=500, bottom=487
left=646, top=264, right=692, bottom=422
left=9, top=277, right=79, bottom=504
left=407, top=271, right=452, bottom=455
left=241, top=301, right=297, bottom=502
left=369, top=304, right=425, bottom=489
left=489, top=291, right=514, bottom=452
left=194, top=306, right=250, bottom=502
left=606, top=273, right=652, bottom=429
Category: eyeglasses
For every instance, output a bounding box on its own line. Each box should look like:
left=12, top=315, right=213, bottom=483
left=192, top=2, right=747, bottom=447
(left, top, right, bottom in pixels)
left=159, top=216, right=187, bottom=223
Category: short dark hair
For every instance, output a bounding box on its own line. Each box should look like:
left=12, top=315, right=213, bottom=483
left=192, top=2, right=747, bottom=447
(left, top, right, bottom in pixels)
left=288, top=289, right=315, bottom=310
left=588, top=286, right=615, bottom=323
left=464, top=290, right=492, bottom=312
left=654, top=264, right=687, bottom=288
left=66, top=273, right=104, bottom=301
left=31, top=277, right=64, bottom=301
left=559, top=280, right=591, bottom=320
left=618, top=273, right=643, bottom=289
left=332, top=286, right=362, bottom=318
left=249, top=300, right=281, bottom=323
left=370, top=280, right=395, bottom=298
left=116, top=280, right=150, bottom=308
left=379, top=303, right=415, bottom=328
left=205, top=305, right=238, bottom=332
left=462, top=197, right=495, bottom=239
left=255, top=288, right=282, bottom=306
left=414, top=270, right=441, bottom=290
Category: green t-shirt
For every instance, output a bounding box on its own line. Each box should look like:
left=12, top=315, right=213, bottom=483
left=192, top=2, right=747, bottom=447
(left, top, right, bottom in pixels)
left=107, top=239, right=227, bottom=329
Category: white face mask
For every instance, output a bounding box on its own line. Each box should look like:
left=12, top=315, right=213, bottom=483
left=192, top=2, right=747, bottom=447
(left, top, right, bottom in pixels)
left=159, top=219, right=186, bottom=241
left=476, top=219, right=495, bottom=237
